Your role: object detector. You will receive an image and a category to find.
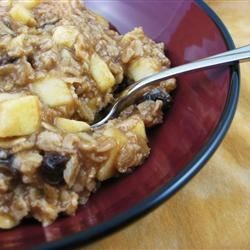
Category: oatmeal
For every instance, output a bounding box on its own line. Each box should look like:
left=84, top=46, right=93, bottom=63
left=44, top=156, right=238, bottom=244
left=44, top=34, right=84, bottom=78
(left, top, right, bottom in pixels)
left=0, top=0, right=176, bottom=228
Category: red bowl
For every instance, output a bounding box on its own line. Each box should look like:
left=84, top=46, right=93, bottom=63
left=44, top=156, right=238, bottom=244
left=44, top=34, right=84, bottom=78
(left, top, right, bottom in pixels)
left=0, top=1, right=239, bottom=249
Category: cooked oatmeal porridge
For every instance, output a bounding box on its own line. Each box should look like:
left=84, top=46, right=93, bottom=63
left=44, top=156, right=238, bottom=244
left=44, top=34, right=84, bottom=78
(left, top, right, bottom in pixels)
left=0, top=0, right=176, bottom=229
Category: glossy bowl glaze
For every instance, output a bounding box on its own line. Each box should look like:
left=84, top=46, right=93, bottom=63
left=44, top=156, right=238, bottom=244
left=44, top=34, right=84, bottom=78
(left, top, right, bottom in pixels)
left=0, top=1, right=239, bottom=249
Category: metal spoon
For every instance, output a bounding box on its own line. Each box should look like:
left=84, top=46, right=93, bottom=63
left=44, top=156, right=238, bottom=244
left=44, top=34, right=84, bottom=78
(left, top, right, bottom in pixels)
left=92, top=45, right=250, bottom=128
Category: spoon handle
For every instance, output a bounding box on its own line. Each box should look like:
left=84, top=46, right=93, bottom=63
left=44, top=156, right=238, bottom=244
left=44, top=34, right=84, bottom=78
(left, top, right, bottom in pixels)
left=200, top=45, right=250, bottom=60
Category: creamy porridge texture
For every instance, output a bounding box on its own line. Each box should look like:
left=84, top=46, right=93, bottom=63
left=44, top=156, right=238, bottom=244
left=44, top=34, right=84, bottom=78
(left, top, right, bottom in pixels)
left=0, top=0, right=176, bottom=228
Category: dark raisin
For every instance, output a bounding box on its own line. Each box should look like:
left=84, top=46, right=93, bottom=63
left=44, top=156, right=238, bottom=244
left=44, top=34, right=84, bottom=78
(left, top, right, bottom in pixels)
left=0, top=149, right=12, bottom=165
left=0, top=54, right=18, bottom=66
left=0, top=158, right=10, bottom=165
left=143, top=88, right=172, bottom=111
left=0, top=150, right=17, bottom=176
left=40, top=152, right=69, bottom=185
left=27, top=55, right=36, bottom=69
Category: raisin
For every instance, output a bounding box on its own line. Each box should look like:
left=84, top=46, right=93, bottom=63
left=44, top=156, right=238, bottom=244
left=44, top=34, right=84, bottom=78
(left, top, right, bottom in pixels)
left=40, top=152, right=69, bottom=185
left=26, top=55, right=36, bottom=69
left=0, top=150, right=16, bottom=176
left=143, top=88, right=172, bottom=111
left=0, top=149, right=12, bottom=165
left=0, top=54, right=18, bottom=66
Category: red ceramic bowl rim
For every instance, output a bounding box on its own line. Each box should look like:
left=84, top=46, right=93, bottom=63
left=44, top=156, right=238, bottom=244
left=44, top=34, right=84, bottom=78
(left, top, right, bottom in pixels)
left=37, top=1, right=240, bottom=249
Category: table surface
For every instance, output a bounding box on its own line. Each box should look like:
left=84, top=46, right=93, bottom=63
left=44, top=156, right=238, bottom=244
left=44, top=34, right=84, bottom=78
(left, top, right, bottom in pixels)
left=80, top=1, right=250, bottom=249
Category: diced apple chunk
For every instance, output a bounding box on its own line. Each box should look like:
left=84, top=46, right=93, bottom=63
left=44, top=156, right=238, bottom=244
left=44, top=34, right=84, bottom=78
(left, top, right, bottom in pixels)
left=30, top=77, right=73, bottom=107
left=131, top=119, right=147, bottom=139
left=0, top=93, right=24, bottom=103
left=90, top=53, right=115, bottom=92
left=0, top=96, right=41, bottom=138
left=0, top=213, right=18, bottom=229
left=9, top=4, right=36, bottom=26
left=53, top=26, right=79, bottom=48
left=97, top=128, right=127, bottom=181
left=21, top=0, right=40, bottom=9
left=97, top=146, right=118, bottom=181
left=103, top=127, right=127, bottom=147
left=55, top=117, right=90, bottom=133
left=127, top=57, right=161, bottom=82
